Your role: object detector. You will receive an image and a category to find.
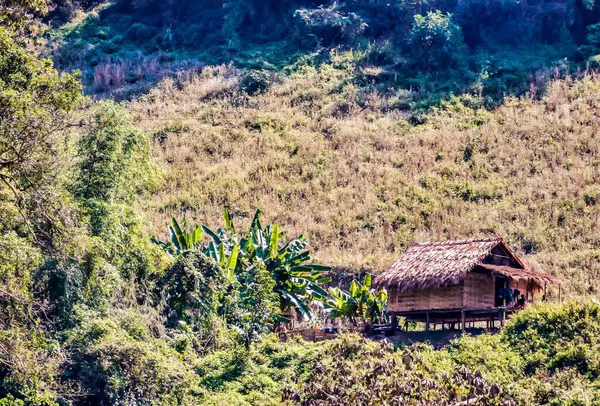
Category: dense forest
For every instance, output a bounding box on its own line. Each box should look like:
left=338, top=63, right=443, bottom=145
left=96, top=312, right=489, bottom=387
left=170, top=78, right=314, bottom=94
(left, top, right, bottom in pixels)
left=1, top=0, right=600, bottom=404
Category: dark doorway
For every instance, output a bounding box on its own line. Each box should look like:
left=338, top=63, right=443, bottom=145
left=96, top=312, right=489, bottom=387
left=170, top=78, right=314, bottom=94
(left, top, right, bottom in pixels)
left=495, top=276, right=507, bottom=307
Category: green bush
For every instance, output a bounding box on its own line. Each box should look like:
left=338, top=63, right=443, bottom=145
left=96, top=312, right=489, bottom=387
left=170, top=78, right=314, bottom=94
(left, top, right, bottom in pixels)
left=0, top=328, right=61, bottom=406
left=286, top=334, right=507, bottom=404
left=408, top=11, right=466, bottom=71
left=64, top=308, right=199, bottom=405
left=0, top=234, right=41, bottom=321
left=294, top=3, right=367, bottom=47
left=502, top=301, right=600, bottom=378
left=74, top=100, right=155, bottom=208
left=240, top=70, right=273, bottom=96
left=448, top=334, right=524, bottom=388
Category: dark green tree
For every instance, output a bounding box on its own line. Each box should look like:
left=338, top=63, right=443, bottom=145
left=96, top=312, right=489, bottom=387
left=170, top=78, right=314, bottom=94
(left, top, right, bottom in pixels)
left=408, top=11, right=466, bottom=71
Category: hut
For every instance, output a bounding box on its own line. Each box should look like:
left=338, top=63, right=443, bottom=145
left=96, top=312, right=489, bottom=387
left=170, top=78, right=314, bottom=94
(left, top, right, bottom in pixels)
left=375, top=238, right=561, bottom=331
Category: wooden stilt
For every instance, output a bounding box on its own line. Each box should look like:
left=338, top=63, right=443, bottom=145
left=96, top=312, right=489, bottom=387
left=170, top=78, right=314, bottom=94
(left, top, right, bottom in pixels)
left=425, top=312, right=430, bottom=332
left=391, top=314, right=398, bottom=334
left=559, top=285, right=562, bottom=302
left=461, top=310, right=466, bottom=333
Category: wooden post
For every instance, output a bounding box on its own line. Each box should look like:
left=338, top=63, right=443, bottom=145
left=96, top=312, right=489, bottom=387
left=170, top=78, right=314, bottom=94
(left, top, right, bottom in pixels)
left=391, top=314, right=398, bottom=333
left=500, top=309, right=506, bottom=327
left=544, top=283, right=547, bottom=300
left=461, top=310, right=466, bottom=333
left=559, top=285, right=562, bottom=302
left=426, top=312, right=430, bottom=332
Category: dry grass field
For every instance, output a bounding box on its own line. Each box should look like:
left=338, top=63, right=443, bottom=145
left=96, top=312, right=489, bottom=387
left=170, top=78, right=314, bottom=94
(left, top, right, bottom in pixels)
left=127, top=61, right=600, bottom=295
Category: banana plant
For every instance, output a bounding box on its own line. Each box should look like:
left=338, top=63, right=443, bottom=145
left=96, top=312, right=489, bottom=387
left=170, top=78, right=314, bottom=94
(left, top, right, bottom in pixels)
left=324, top=274, right=388, bottom=323
left=202, top=209, right=332, bottom=322
left=154, top=209, right=332, bottom=322
left=151, top=217, right=202, bottom=256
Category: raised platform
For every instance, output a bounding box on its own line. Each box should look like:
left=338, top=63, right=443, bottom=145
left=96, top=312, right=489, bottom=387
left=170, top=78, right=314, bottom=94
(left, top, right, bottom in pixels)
left=390, top=306, right=518, bottom=332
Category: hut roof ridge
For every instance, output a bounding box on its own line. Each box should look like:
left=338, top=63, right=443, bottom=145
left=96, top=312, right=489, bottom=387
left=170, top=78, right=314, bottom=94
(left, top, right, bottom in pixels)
left=411, top=237, right=503, bottom=247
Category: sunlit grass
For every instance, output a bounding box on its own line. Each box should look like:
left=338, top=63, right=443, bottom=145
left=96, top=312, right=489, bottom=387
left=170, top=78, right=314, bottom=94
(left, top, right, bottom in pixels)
left=126, top=62, right=600, bottom=296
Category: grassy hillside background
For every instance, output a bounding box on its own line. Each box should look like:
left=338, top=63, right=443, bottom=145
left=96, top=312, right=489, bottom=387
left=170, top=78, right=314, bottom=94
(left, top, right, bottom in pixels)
left=129, top=62, right=600, bottom=295
left=3, top=0, right=600, bottom=404
left=43, top=0, right=600, bottom=295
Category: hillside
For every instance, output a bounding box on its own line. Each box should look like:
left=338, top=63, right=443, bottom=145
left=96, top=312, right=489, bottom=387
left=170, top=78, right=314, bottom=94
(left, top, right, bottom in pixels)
left=45, top=0, right=600, bottom=294
left=48, top=0, right=600, bottom=109
left=2, top=0, right=600, bottom=405
left=131, top=63, right=600, bottom=295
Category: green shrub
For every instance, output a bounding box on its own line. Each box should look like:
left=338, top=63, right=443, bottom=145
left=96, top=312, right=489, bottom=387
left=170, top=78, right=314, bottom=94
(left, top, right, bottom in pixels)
left=0, top=328, right=61, bottom=406
left=125, top=22, right=156, bottom=44
left=74, top=100, right=155, bottom=208
left=0, top=233, right=41, bottom=321
left=294, top=3, right=367, bottom=47
left=448, top=334, right=524, bottom=388
left=503, top=301, right=600, bottom=377
left=408, top=11, right=466, bottom=71
left=287, top=334, right=507, bottom=404
left=196, top=334, right=320, bottom=405
left=65, top=308, right=199, bottom=405
left=240, top=70, right=273, bottom=96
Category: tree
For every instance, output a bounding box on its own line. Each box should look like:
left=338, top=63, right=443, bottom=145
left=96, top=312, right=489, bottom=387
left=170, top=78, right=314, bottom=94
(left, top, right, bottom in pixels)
left=408, top=11, right=466, bottom=71
left=0, top=24, right=81, bottom=246
left=72, top=101, right=159, bottom=292
left=294, top=3, right=367, bottom=47
left=0, top=0, right=47, bottom=35
left=157, top=239, right=280, bottom=350
left=74, top=100, right=154, bottom=234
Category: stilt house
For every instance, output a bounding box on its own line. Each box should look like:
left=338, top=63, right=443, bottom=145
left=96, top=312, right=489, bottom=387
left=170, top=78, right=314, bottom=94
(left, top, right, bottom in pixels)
left=375, top=238, right=561, bottom=329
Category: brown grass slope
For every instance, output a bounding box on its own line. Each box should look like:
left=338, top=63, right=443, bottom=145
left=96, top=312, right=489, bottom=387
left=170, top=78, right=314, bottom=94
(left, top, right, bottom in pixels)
left=127, top=62, right=600, bottom=295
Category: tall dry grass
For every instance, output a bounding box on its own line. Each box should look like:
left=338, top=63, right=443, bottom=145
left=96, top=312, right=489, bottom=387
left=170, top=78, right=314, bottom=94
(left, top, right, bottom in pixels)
left=127, top=63, right=600, bottom=295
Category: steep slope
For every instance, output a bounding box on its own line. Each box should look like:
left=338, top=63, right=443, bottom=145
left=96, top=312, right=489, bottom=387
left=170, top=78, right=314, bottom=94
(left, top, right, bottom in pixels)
left=128, top=62, right=600, bottom=295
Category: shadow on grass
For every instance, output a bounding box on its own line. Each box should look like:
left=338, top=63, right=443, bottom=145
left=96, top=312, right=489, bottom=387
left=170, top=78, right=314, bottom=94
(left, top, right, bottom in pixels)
left=47, top=1, right=585, bottom=109
left=383, top=328, right=499, bottom=350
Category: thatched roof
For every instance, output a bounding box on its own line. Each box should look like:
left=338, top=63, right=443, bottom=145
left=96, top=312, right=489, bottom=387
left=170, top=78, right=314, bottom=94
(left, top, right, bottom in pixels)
left=375, top=238, right=560, bottom=292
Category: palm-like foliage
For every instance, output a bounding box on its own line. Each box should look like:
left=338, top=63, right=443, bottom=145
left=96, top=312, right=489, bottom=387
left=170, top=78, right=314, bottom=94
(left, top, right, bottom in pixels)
left=151, top=217, right=202, bottom=255
left=154, top=209, right=332, bottom=322
left=325, top=274, right=388, bottom=323
left=202, top=209, right=332, bottom=322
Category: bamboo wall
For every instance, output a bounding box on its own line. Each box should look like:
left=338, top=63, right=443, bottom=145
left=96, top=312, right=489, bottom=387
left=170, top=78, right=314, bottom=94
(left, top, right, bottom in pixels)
left=388, top=284, right=464, bottom=312
left=387, top=270, right=541, bottom=313
left=463, top=272, right=495, bottom=308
